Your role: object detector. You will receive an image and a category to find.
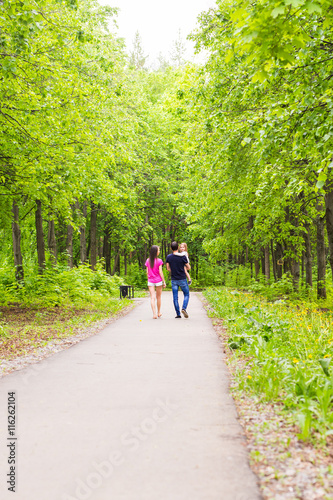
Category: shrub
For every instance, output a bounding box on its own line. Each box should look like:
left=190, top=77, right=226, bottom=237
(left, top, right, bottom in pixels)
left=126, top=263, right=147, bottom=289
left=205, top=287, right=333, bottom=441
left=0, top=262, right=125, bottom=307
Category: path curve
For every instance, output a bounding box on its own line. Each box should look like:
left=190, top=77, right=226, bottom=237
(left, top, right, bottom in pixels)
left=0, top=292, right=261, bottom=500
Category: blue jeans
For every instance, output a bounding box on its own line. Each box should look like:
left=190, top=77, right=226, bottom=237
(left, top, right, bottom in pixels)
left=171, top=279, right=190, bottom=316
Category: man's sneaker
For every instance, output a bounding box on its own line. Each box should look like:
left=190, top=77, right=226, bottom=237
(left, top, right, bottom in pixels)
left=175, top=315, right=181, bottom=319
left=181, top=309, right=189, bottom=318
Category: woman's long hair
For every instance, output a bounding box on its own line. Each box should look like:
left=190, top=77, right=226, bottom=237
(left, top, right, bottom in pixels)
left=149, top=245, right=159, bottom=269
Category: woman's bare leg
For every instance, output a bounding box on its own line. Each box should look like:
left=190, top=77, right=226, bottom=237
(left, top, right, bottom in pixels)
left=156, top=285, right=162, bottom=317
left=148, top=286, right=157, bottom=318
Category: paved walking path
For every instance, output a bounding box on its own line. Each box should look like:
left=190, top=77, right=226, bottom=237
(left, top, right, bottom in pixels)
left=0, top=292, right=261, bottom=500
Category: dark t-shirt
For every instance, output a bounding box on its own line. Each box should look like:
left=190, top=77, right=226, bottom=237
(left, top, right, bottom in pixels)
left=166, top=253, right=188, bottom=280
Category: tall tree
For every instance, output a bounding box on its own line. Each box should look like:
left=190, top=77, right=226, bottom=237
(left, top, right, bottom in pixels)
left=129, top=31, right=148, bottom=70
left=12, top=201, right=24, bottom=282
left=170, top=29, right=186, bottom=67
left=35, top=200, right=46, bottom=273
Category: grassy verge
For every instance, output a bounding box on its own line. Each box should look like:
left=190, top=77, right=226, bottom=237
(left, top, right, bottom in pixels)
left=204, top=287, right=333, bottom=440
left=0, top=264, right=142, bottom=370
left=203, top=287, right=333, bottom=499
left=0, top=296, right=132, bottom=364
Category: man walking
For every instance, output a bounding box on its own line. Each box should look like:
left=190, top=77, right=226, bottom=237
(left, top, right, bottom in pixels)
left=166, top=241, right=191, bottom=318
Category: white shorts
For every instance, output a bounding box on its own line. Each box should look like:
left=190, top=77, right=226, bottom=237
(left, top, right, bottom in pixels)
left=148, top=281, right=163, bottom=287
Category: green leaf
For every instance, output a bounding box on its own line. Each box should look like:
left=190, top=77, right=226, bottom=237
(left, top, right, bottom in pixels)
left=252, top=70, right=268, bottom=83
left=284, top=0, right=305, bottom=6
left=230, top=8, right=247, bottom=22
left=225, top=49, right=234, bottom=63
left=319, top=358, right=330, bottom=377
left=304, top=2, right=322, bottom=14
left=271, top=5, right=285, bottom=18
left=316, top=171, right=327, bottom=189
left=229, top=341, right=240, bottom=349
left=241, top=137, right=251, bottom=146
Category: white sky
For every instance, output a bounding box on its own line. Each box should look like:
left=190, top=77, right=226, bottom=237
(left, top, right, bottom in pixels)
left=98, top=0, right=217, bottom=66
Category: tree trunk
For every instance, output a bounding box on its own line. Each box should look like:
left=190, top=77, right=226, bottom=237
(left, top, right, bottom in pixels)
left=324, top=183, right=333, bottom=281
left=112, top=249, right=120, bottom=275
left=261, top=254, right=265, bottom=275
left=35, top=200, right=46, bottom=273
left=271, top=241, right=277, bottom=282
left=170, top=207, right=177, bottom=241
left=264, top=245, right=270, bottom=281
left=137, top=247, right=142, bottom=268
left=80, top=202, right=87, bottom=263
left=192, top=253, right=196, bottom=280
left=98, top=236, right=104, bottom=260
left=303, top=224, right=313, bottom=287
left=254, top=259, right=260, bottom=279
left=66, top=203, right=76, bottom=268
left=275, top=242, right=283, bottom=279
left=47, top=220, right=57, bottom=264
left=301, top=251, right=305, bottom=284
left=143, top=215, right=148, bottom=263
left=103, top=220, right=111, bottom=274
left=117, top=252, right=121, bottom=274
left=12, top=201, right=24, bottom=282
left=90, top=201, right=97, bottom=270
left=66, top=224, right=74, bottom=268
left=291, top=259, right=300, bottom=291
left=86, top=237, right=90, bottom=263
left=317, top=200, right=327, bottom=299
left=124, top=252, right=127, bottom=276
left=282, top=241, right=292, bottom=275
left=161, top=238, right=165, bottom=261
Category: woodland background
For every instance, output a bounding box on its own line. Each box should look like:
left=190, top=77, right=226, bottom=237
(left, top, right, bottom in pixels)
left=2, top=0, right=333, bottom=303
left=1, top=0, right=333, bottom=478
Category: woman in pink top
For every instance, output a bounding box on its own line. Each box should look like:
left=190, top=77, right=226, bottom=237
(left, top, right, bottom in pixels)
left=145, top=245, right=166, bottom=319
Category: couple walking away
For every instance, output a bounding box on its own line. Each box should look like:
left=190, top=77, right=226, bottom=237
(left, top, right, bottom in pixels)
left=145, top=241, right=191, bottom=319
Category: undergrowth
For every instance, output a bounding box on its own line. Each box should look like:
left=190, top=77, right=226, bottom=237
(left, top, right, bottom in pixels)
left=0, top=262, right=125, bottom=308
left=204, top=287, right=333, bottom=443
left=0, top=262, right=132, bottom=362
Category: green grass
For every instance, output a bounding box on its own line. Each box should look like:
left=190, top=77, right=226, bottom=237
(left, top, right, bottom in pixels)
left=0, top=297, right=132, bottom=361
left=204, top=287, right=333, bottom=442
left=0, top=262, right=136, bottom=362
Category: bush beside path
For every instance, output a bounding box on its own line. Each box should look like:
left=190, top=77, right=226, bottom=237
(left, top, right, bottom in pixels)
left=202, top=289, right=333, bottom=499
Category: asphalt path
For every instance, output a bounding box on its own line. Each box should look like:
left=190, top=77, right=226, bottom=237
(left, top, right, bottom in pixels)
left=0, top=291, right=261, bottom=500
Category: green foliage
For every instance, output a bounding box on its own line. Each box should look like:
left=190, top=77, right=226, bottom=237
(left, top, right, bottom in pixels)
left=0, top=262, right=125, bottom=308
left=248, top=273, right=294, bottom=298
left=126, top=263, right=147, bottom=290
left=0, top=0, right=201, bottom=295
left=224, top=266, right=252, bottom=288
left=205, top=287, right=333, bottom=440
left=180, top=0, right=333, bottom=299
left=194, top=259, right=225, bottom=287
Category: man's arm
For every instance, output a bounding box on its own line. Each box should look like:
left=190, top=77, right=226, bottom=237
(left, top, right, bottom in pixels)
left=166, top=262, right=171, bottom=272
left=183, top=256, right=190, bottom=270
